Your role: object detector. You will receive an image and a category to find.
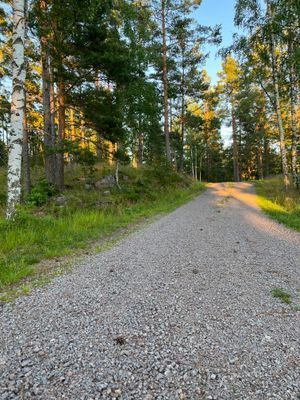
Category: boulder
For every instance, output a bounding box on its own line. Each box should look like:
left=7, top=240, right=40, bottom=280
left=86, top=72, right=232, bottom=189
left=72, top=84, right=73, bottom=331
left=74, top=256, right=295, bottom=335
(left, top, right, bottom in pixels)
left=55, top=196, right=67, bottom=206
left=94, top=175, right=115, bottom=189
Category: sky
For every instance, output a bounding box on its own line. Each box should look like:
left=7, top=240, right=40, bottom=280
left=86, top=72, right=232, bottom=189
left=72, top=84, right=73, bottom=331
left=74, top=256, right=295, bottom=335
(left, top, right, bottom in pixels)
left=194, top=0, right=238, bottom=85
left=194, top=0, right=238, bottom=145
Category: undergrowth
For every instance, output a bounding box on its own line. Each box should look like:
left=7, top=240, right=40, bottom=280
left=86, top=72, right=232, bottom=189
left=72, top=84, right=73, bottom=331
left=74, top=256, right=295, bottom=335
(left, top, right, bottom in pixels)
left=0, top=164, right=204, bottom=290
left=255, top=176, right=300, bottom=232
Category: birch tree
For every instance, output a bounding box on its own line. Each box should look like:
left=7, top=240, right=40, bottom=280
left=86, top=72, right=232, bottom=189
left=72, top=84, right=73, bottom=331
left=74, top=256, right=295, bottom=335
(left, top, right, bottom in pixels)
left=6, top=0, right=27, bottom=219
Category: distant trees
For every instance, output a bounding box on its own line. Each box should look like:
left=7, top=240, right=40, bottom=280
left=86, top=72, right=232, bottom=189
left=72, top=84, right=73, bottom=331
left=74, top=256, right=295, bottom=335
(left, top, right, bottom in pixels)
left=218, top=56, right=241, bottom=182
left=233, top=0, right=299, bottom=185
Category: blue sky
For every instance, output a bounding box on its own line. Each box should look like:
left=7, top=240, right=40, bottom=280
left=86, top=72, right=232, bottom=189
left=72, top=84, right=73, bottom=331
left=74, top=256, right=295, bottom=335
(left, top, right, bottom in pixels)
left=193, top=0, right=238, bottom=144
left=194, top=0, right=238, bottom=85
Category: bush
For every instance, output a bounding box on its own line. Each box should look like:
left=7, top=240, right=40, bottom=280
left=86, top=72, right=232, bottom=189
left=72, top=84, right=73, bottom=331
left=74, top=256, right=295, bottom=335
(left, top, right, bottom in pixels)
left=26, top=180, right=57, bottom=206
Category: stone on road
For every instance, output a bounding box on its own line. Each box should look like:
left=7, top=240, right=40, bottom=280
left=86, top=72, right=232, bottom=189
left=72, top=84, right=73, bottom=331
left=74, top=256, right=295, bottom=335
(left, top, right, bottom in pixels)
left=0, top=183, right=299, bottom=399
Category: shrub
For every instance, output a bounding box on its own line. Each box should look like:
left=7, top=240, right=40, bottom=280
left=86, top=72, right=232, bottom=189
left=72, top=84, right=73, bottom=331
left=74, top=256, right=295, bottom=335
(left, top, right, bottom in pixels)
left=26, top=180, right=56, bottom=206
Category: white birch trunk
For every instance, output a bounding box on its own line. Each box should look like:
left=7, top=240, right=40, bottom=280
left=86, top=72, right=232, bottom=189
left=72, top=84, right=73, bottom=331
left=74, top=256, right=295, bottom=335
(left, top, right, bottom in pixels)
left=6, top=0, right=26, bottom=219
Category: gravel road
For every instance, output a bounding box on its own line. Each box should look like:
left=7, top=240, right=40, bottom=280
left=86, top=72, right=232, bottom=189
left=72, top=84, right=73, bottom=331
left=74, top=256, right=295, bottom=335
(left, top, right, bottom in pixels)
left=0, top=183, right=299, bottom=400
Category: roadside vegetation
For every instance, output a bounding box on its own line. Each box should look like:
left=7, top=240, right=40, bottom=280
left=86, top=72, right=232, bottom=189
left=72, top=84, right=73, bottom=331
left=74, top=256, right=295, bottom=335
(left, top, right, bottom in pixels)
left=271, top=288, right=292, bottom=305
left=0, top=164, right=204, bottom=291
left=256, top=176, right=300, bottom=232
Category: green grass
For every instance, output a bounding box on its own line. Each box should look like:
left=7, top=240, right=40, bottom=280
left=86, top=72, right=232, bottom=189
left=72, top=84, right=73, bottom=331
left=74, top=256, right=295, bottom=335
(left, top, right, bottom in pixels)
left=255, top=176, right=300, bottom=232
left=0, top=164, right=204, bottom=290
left=271, top=288, right=292, bottom=305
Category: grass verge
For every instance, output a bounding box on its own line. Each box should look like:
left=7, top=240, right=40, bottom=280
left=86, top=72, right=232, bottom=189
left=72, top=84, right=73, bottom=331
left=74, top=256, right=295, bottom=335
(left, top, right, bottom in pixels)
left=255, top=176, right=300, bottom=232
left=0, top=164, right=204, bottom=293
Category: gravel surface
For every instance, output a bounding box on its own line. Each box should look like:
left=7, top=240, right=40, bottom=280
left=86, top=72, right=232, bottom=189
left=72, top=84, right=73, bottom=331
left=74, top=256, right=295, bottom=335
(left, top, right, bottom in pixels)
left=0, top=183, right=299, bottom=400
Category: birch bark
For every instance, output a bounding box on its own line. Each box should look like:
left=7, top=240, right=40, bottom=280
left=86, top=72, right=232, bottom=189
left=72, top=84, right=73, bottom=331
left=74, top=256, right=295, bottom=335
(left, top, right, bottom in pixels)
left=6, top=0, right=27, bottom=219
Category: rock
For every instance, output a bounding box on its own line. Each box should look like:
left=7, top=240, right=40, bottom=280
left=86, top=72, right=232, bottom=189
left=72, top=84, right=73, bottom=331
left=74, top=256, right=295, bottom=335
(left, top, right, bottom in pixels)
left=55, top=196, right=67, bottom=206
left=94, top=175, right=115, bottom=189
left=85, top=184, right=93, bottom=191
left=103, top=190, right=111, bottom=196
left=95, top=200, right=113, bottom=208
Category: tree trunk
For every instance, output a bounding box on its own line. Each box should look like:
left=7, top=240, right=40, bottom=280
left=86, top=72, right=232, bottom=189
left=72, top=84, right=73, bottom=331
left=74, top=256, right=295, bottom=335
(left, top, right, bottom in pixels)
left=289, top=42, right=298, bottom=184
left=199, top=156, right=202, bottom=182
left=49, top=64, right=56, bottom=143
left=137, top=110, right=143, bottom=167
left=96, top=134, right=102, bottom=162
left=41, top=25, right=56, bottom=184
left=194, top=147, right=198, bottom=180
left=179, top=51, right=185, bottom=171
left=137, top=132, right=143, bottom=166
left=115, top=160, right=121, bottom=190
left=69, top=108, right=76, bottom=141
left=56, top=80, right=65, bottom=191
left=271, top=50, right=289, bottom=185
left=80, top=112, right=85, bottom=147
left=257, top=145, right=263, bottom=180
left=190, top=147, right=194, bottom=178
left=231, top=99, right=240, bottom=182
left=161, top=0, right=171, bottom=162
left=268, top=3, right=289, bottom=186
left=6, top=0, right=27, bottom=219
left=23, top=95, right=30, bottom=194
left=263, top=135, right=270, bottom=177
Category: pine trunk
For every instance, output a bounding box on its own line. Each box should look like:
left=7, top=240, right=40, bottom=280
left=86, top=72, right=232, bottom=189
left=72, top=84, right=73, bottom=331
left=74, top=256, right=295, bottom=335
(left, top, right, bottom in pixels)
left=161, top=0, right=171, bottom=162
left=137, top=133, right=143, bottom=166
left=41, top=27, right=55, bottom=184
left=6, top=0, right=27, bottom=219
left=268, top=4, right=289, bottom=186
left=289, top=46, right=298, bottom=184
left=231, top=99, right=240, bottom=182
left=257, top=146, right=263, bottom=180
left=263, top=135, right=270, bottom=177
left=56, top=80, right=65, bottom=191
left=194, top=147, right=198, bottom=180
left=179, top=52, right=185, bottom=171
left=271, top=50, right=289, bottom=184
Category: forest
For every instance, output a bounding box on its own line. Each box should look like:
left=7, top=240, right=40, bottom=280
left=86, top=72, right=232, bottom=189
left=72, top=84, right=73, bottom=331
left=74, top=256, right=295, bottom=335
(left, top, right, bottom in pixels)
left=0, top=0, right=298, bottom=217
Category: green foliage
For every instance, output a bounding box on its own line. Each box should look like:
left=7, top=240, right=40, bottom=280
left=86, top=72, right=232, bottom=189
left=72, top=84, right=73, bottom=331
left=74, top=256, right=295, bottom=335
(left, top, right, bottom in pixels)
left=256, top=176, right=300, bottom=232
left=26, top=179, right=56, bottom=206
left=76, top=147, right=97, bottom=167
left=113, top=148, right=130, bottom=164
left=271, top=288, right=292, bottom=305
left=0, top=140, right=7, bottom=167
left=0, top=165, right=204, bottom=290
